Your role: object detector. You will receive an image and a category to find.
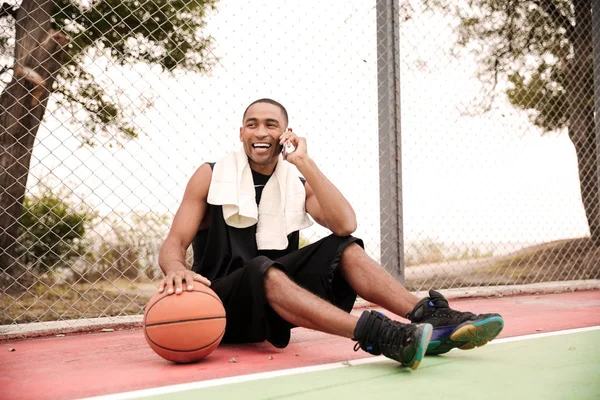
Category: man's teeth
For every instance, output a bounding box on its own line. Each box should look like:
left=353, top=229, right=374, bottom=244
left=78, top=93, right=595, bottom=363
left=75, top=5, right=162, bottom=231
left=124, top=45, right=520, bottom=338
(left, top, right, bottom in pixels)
left=252, top=143, right=271, bottom=148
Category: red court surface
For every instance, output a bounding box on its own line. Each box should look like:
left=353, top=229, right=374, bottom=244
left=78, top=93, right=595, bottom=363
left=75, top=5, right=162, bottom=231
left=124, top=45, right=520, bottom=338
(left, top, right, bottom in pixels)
left=1, top=290, right=599, bottom=400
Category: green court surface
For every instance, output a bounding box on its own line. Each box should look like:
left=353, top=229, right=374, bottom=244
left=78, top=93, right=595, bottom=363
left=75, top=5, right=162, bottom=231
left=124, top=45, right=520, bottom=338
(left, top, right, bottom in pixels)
left=112, top=329, right=600, bottom=400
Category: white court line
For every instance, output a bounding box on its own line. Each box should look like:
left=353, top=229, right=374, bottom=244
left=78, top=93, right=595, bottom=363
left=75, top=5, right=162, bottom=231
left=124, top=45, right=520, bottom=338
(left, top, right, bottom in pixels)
left=490, top=325, right=599, bottom=344
left=81, top=326, right=600, bottom=400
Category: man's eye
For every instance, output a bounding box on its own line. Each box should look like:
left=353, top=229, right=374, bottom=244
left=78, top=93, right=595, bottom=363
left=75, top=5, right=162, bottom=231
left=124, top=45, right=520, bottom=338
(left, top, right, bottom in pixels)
left=268, top=124, right=276, bottom=128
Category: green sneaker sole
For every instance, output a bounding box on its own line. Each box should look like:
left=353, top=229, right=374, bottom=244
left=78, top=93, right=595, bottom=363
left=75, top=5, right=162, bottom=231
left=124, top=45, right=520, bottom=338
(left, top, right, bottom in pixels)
left=403, top=323, right=433, bottom=370
left=426, top=316, right=504, bottom=356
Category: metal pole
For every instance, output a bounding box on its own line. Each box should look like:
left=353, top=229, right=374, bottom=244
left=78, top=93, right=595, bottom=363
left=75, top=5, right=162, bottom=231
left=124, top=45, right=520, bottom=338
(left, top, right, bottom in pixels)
left=376, top=0, right=404, bottom=283
left=593, top=0, right=600, bottom=225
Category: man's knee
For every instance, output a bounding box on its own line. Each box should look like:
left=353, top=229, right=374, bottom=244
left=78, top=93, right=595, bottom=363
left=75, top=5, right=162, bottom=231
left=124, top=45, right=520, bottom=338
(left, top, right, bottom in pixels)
left=341, top=242, right=365, bottom=263
left=264, top=266, right=286, bottom=281
left=264, top=266, right=288, bottom=298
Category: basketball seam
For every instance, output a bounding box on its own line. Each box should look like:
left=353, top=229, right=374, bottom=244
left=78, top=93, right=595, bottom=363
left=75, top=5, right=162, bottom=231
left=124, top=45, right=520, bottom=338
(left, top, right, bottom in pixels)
left=145, top=328, right=226, bottom=353
left=145, top=316, right=226, bottom=327
left=143, top=289, right=224, bottom=325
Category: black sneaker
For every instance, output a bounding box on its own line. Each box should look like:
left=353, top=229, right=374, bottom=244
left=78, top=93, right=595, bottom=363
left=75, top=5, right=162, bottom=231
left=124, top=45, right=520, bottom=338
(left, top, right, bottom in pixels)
left=407, top=290, right=504, bottom=355
left=353, top=310, right=432, bottom=370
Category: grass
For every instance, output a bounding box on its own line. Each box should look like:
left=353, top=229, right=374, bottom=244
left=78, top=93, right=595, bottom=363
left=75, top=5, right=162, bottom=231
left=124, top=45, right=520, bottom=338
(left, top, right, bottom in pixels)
left=404, top=237, right=599, bottom=291
left=479, top=238, right=599, bottom=284
left=0, top=281, right=153, bottom=325
left=405, top=240, right=494, bottom=266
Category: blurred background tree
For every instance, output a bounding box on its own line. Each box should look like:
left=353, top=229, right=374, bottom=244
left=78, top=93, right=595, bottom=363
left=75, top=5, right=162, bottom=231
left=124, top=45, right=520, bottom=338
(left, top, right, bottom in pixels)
left=17, top=187, right=93, bottom=274
left=433, top=0, right=597, bottom=243
left=0, top=0, right=218, bottom=284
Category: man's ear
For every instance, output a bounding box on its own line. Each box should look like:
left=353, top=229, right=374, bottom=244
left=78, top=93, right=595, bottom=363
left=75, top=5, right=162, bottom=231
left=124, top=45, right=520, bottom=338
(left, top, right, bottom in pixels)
left=239, top=127, right=243, bottom=141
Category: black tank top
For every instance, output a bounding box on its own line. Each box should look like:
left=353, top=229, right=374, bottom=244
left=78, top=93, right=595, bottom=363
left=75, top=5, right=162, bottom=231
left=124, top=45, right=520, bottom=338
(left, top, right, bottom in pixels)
left=251, top=169, right=271, bottom=204
left=191, top=163, right=303, bottom=279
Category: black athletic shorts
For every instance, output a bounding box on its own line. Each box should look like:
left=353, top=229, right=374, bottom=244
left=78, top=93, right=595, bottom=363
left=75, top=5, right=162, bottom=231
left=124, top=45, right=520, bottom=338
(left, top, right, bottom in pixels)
left=210, top=234, right=363, bottom=348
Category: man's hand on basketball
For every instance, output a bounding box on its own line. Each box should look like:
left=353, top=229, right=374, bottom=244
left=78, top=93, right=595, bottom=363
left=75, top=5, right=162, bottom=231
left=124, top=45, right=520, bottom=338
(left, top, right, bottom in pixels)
left=158, top=269, right=211, bottom=295
left=279, top=128, right=308, bottom=165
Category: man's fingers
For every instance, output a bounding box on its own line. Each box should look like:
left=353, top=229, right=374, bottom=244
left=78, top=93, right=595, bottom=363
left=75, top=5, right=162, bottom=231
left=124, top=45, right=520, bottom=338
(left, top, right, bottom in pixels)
left=280, top=134, right=300, bottom=151
left=184, top=271, right=196, bottom=291
left=280, top=131, right=296, bottom=144
left=297, top=137, right=306, bottom=150
left=160, top=270, right=209, bottom=295
left=193, top=273, right=211, bottom=287
left=173, top=274, right=184, bottom=294
left=164, top=275, right=175, bottom=295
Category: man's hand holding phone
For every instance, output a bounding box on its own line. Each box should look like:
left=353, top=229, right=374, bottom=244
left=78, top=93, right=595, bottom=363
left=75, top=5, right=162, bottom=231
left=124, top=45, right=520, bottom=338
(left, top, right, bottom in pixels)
left=280, top=128, right=307, bottom=165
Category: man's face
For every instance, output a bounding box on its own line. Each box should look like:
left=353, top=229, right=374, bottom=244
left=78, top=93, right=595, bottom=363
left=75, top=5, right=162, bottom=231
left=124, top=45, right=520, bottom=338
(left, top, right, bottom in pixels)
left=240, top=102, right=287, bottom=169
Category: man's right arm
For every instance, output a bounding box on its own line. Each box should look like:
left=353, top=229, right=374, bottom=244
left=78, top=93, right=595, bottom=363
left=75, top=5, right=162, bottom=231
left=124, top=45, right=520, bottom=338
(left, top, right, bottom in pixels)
left=157, top=163, right=212, bottom=295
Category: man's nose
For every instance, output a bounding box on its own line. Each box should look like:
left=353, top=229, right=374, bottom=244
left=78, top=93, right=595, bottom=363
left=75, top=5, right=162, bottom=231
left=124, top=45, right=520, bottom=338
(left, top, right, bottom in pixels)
left=255, top=125, right=268, bottom=137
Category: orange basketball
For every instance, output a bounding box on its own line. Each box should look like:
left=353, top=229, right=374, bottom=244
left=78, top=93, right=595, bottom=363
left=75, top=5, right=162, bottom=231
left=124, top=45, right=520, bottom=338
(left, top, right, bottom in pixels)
left=143, top=285, right=226, bottom=363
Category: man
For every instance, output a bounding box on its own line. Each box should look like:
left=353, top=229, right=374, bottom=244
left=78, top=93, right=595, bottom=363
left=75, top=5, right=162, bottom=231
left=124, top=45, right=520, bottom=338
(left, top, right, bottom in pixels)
left=158, top=98, right=504, bottom=370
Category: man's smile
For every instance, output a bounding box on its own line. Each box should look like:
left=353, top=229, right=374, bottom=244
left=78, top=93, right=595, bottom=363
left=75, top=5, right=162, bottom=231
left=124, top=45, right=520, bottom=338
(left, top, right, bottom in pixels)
left=251, top=142, right=273, bottom=154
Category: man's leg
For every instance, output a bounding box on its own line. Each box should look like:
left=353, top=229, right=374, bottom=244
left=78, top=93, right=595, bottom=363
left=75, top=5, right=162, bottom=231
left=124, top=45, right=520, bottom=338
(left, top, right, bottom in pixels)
left=263, top=266, right=432, bottom=369
left=338, top=243, right=419, bottom=318
left=264, top=267, right=357, bottom=338
left=338, top=243, right=504, bottom=355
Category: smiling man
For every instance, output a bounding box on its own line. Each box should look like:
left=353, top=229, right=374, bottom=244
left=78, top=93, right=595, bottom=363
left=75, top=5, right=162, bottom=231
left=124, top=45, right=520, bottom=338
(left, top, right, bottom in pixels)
left=157, top=98, right=504, bottom=370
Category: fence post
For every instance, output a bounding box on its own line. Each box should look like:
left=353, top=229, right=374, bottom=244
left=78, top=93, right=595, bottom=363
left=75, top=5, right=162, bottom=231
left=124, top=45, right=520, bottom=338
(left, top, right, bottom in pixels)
left=376, top=0, right=404, bottom=283
left=593, top=0, right=600, bottom=222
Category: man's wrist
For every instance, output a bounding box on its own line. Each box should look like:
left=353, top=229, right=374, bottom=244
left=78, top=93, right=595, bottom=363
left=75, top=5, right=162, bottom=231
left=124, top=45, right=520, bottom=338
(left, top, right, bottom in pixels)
left=162, top=263, right=188, bottom=275
left=294, top=155, right=315, bottom=172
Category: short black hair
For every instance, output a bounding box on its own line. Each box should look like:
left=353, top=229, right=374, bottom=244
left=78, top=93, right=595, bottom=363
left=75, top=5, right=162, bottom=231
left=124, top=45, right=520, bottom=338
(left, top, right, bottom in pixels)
left=242, top=98, right=288, bottom=126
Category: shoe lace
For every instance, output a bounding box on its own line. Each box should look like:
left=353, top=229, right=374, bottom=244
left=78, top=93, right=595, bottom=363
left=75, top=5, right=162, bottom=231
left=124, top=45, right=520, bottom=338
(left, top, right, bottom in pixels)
left=377, top=319, right=409, bottom=356
left=353, top=317, right=408, bottom=357
left=431, top=306, right=476, bottom=322
left=408, top=297, right=477, bottom=324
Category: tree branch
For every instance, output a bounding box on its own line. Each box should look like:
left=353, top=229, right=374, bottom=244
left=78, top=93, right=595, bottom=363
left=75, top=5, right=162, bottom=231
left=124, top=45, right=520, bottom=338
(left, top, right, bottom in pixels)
left=534, top=0, right=575, bottom=39
left=0, top=2, right=18, bottom=19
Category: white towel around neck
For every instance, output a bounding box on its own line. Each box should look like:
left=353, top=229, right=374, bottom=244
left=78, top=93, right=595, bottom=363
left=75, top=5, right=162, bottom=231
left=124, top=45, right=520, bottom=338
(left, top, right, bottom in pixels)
left=206, top=148, right=313, bottom=250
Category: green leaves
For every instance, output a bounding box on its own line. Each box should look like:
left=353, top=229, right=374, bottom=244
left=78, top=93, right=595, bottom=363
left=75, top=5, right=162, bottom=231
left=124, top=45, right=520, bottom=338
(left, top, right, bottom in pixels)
left=1, top=0, right=217, bottom=146
left=449, top=0, right=578, bottom=133
left=53, top=0, right=217, bottom=72
left=507, top=64, right=568, bottom=130
left=53, top=62, right=147, bottom=147
left=18, top=188, right=94, bottom=273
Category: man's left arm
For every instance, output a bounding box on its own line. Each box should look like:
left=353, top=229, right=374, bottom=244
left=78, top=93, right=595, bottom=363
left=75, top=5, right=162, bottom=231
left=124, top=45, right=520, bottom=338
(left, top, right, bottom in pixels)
left=281, top=130, right=357, bottom=236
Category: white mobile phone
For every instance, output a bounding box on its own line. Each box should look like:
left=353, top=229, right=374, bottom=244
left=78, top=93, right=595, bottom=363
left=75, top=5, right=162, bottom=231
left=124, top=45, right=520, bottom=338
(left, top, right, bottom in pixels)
left=283, top=142, right=296, bottom=156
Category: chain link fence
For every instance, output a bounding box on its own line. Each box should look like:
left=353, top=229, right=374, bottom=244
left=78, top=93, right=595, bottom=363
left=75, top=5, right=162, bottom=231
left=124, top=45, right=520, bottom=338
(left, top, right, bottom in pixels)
left=1, top=0, right=598, bottom=330
left=400, top=0, right=599, bottom=291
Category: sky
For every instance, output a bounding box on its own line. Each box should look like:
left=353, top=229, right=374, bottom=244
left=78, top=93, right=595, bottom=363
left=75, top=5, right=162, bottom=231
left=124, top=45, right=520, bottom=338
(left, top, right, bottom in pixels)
left=25, top=0, right=589, bottom=260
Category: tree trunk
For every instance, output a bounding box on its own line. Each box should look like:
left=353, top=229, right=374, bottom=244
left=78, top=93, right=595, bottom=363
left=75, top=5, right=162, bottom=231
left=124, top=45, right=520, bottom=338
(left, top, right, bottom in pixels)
left=0, top=1, right=67, bottom=285
left=567, top=0, right=598, bottom=244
